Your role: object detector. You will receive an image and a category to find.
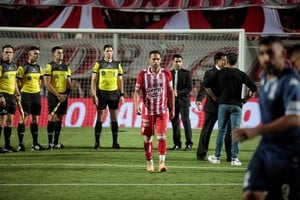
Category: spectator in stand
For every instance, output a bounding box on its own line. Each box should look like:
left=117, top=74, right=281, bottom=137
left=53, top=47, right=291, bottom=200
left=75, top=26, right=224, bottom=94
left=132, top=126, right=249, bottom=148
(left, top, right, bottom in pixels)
left=133, top=50, right=174, bottom=172
left=289, top=44, right=300, bottom=74
left=44, top=46, right=72, bottom=149
left=91, top=44, right=125, bottom=150
left=234, top=36, right=300, bottom=200
left=0, top=45, right=20, bottom=153
left=195, top=52, right=232, bottom=161
left=205, top=53, right=257, bottom=166
left=169, top=54, right=193, bottom=151
left=16, top=46, right=45, bottom=151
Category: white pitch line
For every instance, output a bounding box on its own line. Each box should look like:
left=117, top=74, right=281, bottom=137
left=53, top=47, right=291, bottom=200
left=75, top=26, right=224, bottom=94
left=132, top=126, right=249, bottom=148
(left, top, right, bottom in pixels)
left=0, top=183, right=242, bottom=186
left=0, top=163, right=246, bottom=170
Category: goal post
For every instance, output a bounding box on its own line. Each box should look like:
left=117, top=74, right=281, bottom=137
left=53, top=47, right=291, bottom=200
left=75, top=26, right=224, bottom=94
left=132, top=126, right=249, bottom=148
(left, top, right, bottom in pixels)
left=0, top=27, right=245, bottom=128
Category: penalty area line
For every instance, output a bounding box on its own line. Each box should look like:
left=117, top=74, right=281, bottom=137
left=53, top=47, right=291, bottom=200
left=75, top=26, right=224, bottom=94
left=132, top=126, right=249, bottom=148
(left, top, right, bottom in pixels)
left=0, top=183, right=242, bottom=186
left=0, top=163, right=246, bottom=170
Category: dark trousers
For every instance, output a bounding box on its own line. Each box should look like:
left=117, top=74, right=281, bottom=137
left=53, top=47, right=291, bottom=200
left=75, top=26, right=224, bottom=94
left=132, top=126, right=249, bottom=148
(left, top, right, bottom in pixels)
left=196, top=112, right=232, bottom=160
left=171, top=105, right=193, bottom=147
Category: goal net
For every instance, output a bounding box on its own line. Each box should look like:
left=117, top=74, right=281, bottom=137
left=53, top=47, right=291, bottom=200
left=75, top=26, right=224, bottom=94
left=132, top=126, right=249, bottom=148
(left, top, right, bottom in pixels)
left=0, top=28, right=245, bottom=128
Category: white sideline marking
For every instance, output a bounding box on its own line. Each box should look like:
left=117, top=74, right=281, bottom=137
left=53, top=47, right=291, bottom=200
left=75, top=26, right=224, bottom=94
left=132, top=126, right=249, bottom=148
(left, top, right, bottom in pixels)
left=0, top=183, right=242, bottom=186
left=0, top=163, right=246, bottom=170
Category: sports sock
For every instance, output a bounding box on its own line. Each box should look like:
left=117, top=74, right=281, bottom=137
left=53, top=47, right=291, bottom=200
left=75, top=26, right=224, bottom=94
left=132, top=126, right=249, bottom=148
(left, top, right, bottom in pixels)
left=111, top=121, right=118, bottom=144
left=47, top=121, right=55, bottom=144
left=17, top=123, right=25, bottom=144
left=30, top=123, right=38, bottom=145
left=4, top=126, right=12, bottom=147
left=158, top=137, right=167, bottom=156
left=95, top=121, right=102, bottom=144
left=54, top=121, right=62, bottom=145
left=144, top=141, right=153, bottom=161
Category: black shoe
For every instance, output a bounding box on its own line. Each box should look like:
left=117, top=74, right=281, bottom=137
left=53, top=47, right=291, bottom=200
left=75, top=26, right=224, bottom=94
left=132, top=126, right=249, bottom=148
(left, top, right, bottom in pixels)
left=32, top=143, right=46, bottom=151
left=197, top=156, right=206, bottom=161
left=17, top=144, right=26, bottom=152
left=112, top=143, right=120, bottom=149
left=184, top=144, right=192, bottom=151
left=47, top=143, right=54, bottom=150
left=94, top=143, right=100, bottom=150
left=4, top=145, right=18, bottom=152
left=54, top=143, right=65, bottom=149
left=169, top=145, right=181, bottom=150
left=226, top=157, right=232, bottom=162
left=0, top=147, right=8, bottom=154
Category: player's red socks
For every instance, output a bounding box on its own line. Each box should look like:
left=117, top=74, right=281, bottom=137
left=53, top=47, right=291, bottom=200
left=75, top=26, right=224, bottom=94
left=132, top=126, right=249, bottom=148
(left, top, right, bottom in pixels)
left=144, top=141, right=153, bottom=161
left=158, top=138, right=166, bottom=155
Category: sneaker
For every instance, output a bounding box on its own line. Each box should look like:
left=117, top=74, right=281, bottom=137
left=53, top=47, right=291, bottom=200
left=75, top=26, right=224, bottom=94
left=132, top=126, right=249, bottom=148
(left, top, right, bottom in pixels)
left=158, top=163, right=167, bottom=172
left=94, top=143, right=100, bottom=150
left=17, top=144, right=26, bottom=152
left=47, top=143, right=54, bottom=150
left=54, top=143, right=65, bottom=149
left=146, top=164, right=154, bottom=172
left=112, top=143, right=120, bottom=149
left=4, top=145, right=18, bottom=152
left=208, top=155, right=220, bottom=164
left=31, top=143, right=46, bottom=151
left=231, top=158, right=242, bottom=166
left=184, top=144, right=192, bottom=151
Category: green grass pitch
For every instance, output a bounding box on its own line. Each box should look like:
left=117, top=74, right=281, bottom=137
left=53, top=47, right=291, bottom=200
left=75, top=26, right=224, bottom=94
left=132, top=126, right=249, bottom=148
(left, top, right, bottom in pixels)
left=0, top=127, right=260, bottom=200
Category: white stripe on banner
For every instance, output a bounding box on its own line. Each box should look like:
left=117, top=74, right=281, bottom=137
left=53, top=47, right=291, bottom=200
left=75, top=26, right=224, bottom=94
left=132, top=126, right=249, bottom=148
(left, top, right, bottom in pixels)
left=48, top=6, right=74, bottom=28
left=262, top=7, right=284, bottom=34
left=163, top=11, right=190, bottom=29
left=79, top=6, right=94, bottom=28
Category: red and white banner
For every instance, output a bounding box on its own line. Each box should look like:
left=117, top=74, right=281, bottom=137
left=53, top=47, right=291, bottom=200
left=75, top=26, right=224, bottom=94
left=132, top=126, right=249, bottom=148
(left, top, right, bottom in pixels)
left=4, top=0, right=300, bottom=9
left=14, top=98, right=261, bottom=129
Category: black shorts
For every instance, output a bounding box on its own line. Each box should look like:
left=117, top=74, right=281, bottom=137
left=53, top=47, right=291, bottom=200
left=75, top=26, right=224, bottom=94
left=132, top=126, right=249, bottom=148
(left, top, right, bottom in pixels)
left=0, top=93, right=16, bottom=115
left=48, top=93, right=68, bottom=115
left=97, top=90, right=120, bottom=110
left=21, top=92, right=41, bottom=116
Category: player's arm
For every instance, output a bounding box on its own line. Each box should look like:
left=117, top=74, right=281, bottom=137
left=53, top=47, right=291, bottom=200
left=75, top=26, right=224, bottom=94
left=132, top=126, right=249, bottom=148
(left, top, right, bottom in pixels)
left=203, top=71, right=219, bottom=102
left=133, top=88, right=141, bottom=115
left=117, top=75, right=125, bottom=103
left=44, top=75, right=64, bottom=102
left=133, top=72, right=142, bottom=115
left=91, top=72, right=98, bottom=106
left=16, top=66, right=23, bottom=92
left=167, top=81, right=175, bottom=119
left=234, top=115, right=300, bottom=142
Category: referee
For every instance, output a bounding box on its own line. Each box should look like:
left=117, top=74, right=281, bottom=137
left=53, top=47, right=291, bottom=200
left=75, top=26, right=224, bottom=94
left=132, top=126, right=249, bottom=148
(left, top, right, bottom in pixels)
left=0, top=44, right=20, bottom=153
left=16, top=46, right=45, bottom=151
left=44, top=46, right=71, bottom=150
left=91, top=44, right=125, bottom=150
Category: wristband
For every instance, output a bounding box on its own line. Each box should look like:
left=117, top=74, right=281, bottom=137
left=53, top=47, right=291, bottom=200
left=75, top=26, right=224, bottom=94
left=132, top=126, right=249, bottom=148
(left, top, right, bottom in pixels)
left=120, top=93, right=125, bottom=97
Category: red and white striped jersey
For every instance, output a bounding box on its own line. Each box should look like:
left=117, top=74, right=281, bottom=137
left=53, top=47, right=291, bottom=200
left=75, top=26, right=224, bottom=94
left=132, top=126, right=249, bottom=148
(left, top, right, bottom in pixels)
left=135, top=67, right=172, bottom=115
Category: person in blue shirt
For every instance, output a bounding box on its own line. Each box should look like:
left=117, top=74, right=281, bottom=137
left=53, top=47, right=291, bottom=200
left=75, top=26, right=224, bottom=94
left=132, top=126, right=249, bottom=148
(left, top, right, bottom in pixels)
left=234, top=37, right=300, bottom=200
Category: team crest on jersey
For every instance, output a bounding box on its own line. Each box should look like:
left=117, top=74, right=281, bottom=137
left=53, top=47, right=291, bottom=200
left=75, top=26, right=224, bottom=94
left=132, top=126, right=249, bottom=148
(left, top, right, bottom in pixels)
left=54, top=74, right=59, bottom=79
left=101, top=71, right=106, bottom=76
left=27, top=76, right=32, bottom=80
left=5, top=74, right=10, bottom=79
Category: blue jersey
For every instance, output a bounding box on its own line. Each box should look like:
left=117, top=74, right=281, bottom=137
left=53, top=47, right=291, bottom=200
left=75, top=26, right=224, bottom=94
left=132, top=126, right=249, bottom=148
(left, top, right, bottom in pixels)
left=259, top=68, right=300, bottom=152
